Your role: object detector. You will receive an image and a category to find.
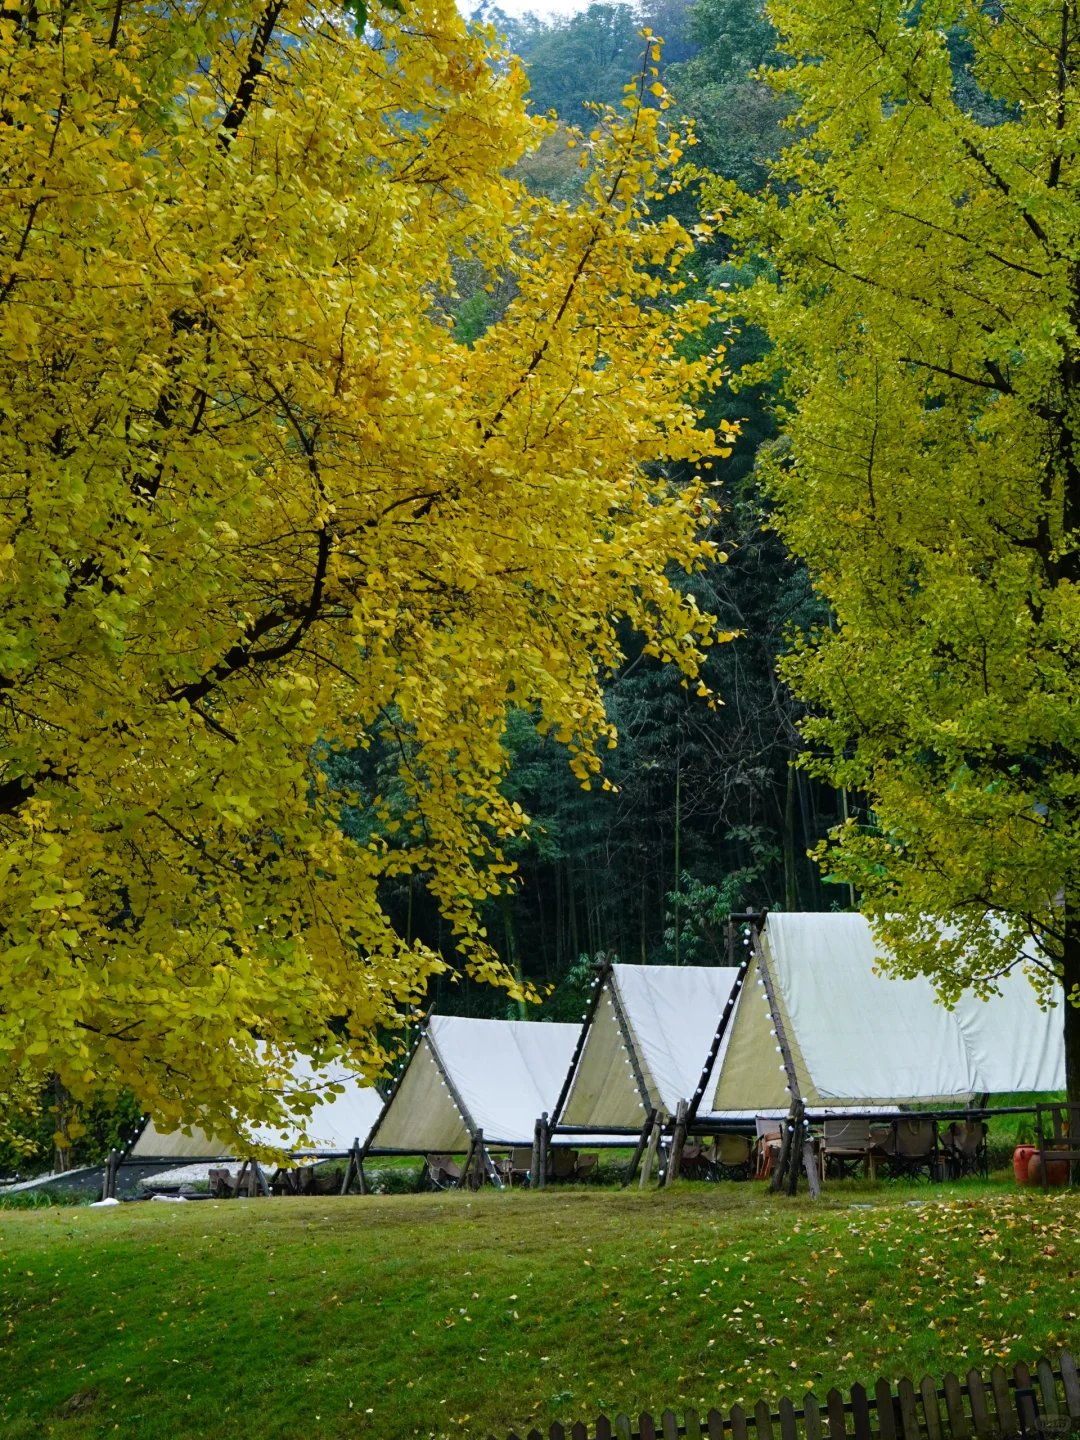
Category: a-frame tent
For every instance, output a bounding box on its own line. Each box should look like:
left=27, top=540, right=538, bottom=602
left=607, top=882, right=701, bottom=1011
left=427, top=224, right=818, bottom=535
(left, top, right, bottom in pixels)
left=130, top=1052, right=386, bottom=1161
left=363, top=1014, right=598, bottom=1162
left=552, top=963, right=745, bottom=1136
left=697, top=912, right=1065, bottom=1120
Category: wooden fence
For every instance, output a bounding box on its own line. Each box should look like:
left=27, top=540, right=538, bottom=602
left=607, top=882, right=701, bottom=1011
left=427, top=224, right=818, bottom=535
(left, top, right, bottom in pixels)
left=492, top=1353, right=1080, bottom=1440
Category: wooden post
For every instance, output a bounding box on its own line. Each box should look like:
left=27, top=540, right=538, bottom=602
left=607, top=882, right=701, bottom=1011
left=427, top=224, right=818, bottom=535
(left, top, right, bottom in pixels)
left=104, top=1148, right=119, bottom=1200
left=340, top=1138, right=361, bottom=1196
left=354, top=1133, right=370, bottom=1196
left=531, top=1118, right=542, bottom=1189
left=803, top=1120, right=822, bottom=1199
left=769, top=1110, right=796, bottom=1194
left=538, top=1113, right=548, bottom=1190
left=639, top=1111, right=664, bottom=1188
left=458, top=1133, right=478, bottom=1190
left=471, top=1128, right=485, bottom=1191
left=623, top=1108, right=656, bottom=1188
left=786, top=1099, right=805, bottom=1197
left=665, top=1100, right=688, bottom=1188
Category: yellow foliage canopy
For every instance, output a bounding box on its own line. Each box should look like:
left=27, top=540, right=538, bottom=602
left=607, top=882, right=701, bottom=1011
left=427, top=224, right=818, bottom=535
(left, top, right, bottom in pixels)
left=0, top=0, right=732, bottom=1145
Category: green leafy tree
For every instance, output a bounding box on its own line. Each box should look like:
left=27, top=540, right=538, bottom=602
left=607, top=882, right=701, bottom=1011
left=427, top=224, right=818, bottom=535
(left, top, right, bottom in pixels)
left=712, top=0, right=1080, bottom=1097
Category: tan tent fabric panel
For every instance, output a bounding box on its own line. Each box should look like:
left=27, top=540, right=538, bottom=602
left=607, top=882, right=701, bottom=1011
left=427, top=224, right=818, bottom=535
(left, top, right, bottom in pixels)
left=560, top=986, right=650, bottom=1130
left=702, top=948, right=835, bottom=1119
left=763, top=938, right=820, bottom=1105
left=559, top=964, right=741, bottom=1130
left=367, top=1037, right=470, bottom=1153
left=130, top=1051, right=386, bottom=1158
left=707, top=951, right=813, bottom=1114
left=768, top=913, right=1064, bottom=1102
left=612, top=965, right=740, bottom=1114
left=706, top=912, right=1066, bottom=1114
left=131, top=1120, right=229, bottom=1159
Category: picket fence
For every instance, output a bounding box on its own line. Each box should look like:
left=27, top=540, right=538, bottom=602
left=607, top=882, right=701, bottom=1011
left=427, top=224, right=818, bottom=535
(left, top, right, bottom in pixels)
left=492, top=1353, right=1079, bottom=1440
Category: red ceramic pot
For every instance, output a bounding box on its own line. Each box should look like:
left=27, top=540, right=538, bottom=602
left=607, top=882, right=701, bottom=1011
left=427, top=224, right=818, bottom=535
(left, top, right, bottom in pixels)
left=1027, top=1150, right=1070, bottom=1188
left=1013, top=1144, right=1037, bottom=1185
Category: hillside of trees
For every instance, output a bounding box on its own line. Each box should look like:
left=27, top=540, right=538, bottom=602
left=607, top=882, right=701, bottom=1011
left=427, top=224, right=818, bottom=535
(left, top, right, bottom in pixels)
left=345, top=0, right=854, bottom=1022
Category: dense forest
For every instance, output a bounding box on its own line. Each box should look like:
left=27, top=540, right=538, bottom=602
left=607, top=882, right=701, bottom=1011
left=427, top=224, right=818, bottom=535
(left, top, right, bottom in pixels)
left=334, top=0, right=859, bottom=1023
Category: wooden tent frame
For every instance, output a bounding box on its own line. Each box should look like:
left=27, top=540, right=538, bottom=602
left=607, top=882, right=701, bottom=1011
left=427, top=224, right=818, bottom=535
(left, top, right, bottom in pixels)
left=356, top=1012, right=513, bottom=1190
left=550, top=946, right=753, bottom=1178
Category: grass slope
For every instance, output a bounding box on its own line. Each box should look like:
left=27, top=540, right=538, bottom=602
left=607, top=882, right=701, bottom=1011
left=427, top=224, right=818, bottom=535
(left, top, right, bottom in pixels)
left=1, top=1181, right=1077, bottom=1439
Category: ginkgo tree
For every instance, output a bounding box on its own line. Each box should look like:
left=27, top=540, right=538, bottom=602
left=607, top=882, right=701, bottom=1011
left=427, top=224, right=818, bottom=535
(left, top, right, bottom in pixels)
left=713, top=0, right=1080, bottom=1093
left=0, top=0, right=734, bottom=1150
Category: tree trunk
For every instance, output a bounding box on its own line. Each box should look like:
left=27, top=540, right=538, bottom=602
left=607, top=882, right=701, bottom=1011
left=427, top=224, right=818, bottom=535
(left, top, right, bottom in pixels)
left=51, top=1075, right=71, bottom=1173
left=500, top=893, right=528, bottom=1019
left=783, top=759, right=797, bottom=913
left=1063, top=913, right=1080, bottom=1109
left=640, top=868, right=647, bottom=964
left=568, top=863, right=580, bottom=959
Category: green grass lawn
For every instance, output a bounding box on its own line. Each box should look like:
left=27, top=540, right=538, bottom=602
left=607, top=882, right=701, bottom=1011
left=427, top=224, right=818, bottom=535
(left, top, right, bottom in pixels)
left=1, top=1178, right=1078, bottom=1440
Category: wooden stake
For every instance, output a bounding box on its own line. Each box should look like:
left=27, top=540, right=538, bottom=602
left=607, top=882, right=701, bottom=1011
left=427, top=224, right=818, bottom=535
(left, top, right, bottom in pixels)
left=471, top=1128, right=485, bottom=1192
left=665, top=1100, right=688, bottom=1188
left=340, top=1138, right=361, bottom=1196
left=640, top=1112, right=664, bottom=1189
left=458, top=1133, right=478, bottom=1190
left=803, top=1126, right=821, bottom=1199
left=538, top=1112, right=548, bottom=1190
left=769, top=1113, right=795, bottom=1194
left=104, top=1147, right=119, bottom=1200
left=785, top=1100, right=804, bottom=1197
left=623, top=1108, right=656, bottom=1188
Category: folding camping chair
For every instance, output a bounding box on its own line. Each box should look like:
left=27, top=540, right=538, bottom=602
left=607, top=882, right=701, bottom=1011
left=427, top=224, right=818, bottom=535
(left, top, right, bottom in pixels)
left=715, top=1133, right=752, bottom=1180
left=754, top=1117, right=782, bottom=1180
left=575, top=1153, right=598, bottom=1181
left=493, top=1148, right=534, bottom=1186
left=677, top=1142, right=713, bottom=1181
left=208, top=1167, right=236, bottom=1199
left=549, top=1148, right=579, bottom=1182
left=683, top=1133, right=750, bottom=1181
left=424, top=1154, right=463, bottom=1190
left=942, top=1120, right=989, bottom=1179
left=888, top=1117, right=940, bottom=1182
left=820, top=1118, right=875, bottom=1180
left=1035, top=1103, right=1080, bottom=1190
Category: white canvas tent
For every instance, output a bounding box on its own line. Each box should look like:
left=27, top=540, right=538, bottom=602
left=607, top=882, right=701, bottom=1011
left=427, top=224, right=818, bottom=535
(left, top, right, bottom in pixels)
left=554, top=963, right=743, bottom=1134
left=699, top=912, right=1065, bottom=1119
left=130, top=1052, right=385, bottom=1160
left=364, top=1014, right=589, bottom=1154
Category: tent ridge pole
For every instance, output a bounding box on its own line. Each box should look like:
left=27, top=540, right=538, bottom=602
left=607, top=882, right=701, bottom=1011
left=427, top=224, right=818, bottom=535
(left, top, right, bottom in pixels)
left=550, top=950, right=614, bottom=1128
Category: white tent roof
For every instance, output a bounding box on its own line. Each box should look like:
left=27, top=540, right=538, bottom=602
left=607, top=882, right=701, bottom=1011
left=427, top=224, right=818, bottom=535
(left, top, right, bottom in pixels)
left=366, top=1015, right=584, bottom=1152
left=130, top=1052, right=385, bottom=1160
left=557, top=963, right=742, bottom=1131
left=702, top=912, right=1064, bottom=1116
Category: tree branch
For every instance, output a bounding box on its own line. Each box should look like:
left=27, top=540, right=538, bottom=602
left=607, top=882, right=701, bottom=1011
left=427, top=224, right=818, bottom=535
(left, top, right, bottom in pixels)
left=164, top=525, right=332, bottom=709
left=219, top=0, right=286, bottom=150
